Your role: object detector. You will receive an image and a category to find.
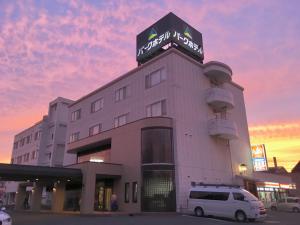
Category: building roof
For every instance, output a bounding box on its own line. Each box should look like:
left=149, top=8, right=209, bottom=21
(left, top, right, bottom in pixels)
left=291, top=161, right=300, bottom=173
left=267, top=166, right=289, bottom=175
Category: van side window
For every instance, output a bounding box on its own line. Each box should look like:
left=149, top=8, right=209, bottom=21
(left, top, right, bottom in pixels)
left=190, top=191, right=229, bottom=201
left=233, top=193, right=245, bottom=201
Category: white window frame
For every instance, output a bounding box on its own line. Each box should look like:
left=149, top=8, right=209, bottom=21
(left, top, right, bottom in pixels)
left=145, top=68, right=166, bottom=89
left=114, top=114, right=128, bottom=128
left=115, top=86, right=128, bottom=102
left=146, top=100, right=167, bottom=117
left=71, top=109, right=81, bottom=121
left=89, top=124, right=102, bottom=136
left=69, top=132, right=80, bottom=143
left=91, top=98, right=104, bottom=113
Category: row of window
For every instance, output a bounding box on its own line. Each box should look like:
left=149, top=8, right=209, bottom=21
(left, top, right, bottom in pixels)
left=69, top=99, right=167, bottom=143
left=125, top=182, right=138, bottom=203
left=189, top=191, right=246, bottom=201
left=11, top=151, right=37, bottom=164
left=71, top=68, right=166, bottom=122
left=13, top=131, right=41, bottom=150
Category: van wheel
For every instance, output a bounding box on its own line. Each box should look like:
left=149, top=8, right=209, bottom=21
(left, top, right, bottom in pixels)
left=194, top=207, right=204, bottom=217
left=235, top=210, right=247, bottom=222
left=293, top=207, right=300, bottom=213
left=271, top=206, right=277, bottom=211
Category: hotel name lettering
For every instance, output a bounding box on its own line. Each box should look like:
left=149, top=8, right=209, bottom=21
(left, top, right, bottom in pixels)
left=136, top=13, right=204, bottom=64
left=137, top=30, right=203, bottom=57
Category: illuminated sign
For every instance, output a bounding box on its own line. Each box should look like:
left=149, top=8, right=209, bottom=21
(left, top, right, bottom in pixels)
left=251, top=144, right=268, bottom=171
left=136, top=12, right=204, bottom=64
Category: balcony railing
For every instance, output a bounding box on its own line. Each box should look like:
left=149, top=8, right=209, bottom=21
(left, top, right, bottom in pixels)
left=206, top=87, right=234, bottom=111
left=208, top=118, right=238, bottom=140
left=203, top=61, right=232, bottom=84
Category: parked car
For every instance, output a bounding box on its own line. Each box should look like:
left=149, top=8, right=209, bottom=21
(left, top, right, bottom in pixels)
left=270, top=197, right=300, bottom=213
left=0, top=207, right=12, bottom=225
left=188, top=184, right=266, bottom=222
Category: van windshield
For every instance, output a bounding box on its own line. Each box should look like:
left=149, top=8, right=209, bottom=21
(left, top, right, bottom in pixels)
left=243, top=190, right=259, bottom=201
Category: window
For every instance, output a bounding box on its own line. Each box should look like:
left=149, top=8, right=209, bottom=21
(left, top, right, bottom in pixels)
left=125, top=183, right=130, bottom=203
left=17, top=156, right=22, bottom=164
left=13, top=142, right=18, bottom=149
left=287, top=198, right=299, bottom=203
left=114, top=114, right=128, bottom=128
left=31, top=151, right=36, bottom=160
left=26, top=135, right=31, bottom=144
left=69, top=132, right=80, bottom=143
left=141, top=128, right=173, bottom=164
left=115, top=86, right=128, bottom=102
left=189, top=191, right=229, bottom=201
left=233, top=192, right=245, bottom=201
left=21, top=138, right=25, bottom=146
left=23, top=153, right=30, bottom=162
left=132, top=182, right=138, bottom=203
left=89, top=124, right=102, bottom=136
left=145, top=69, right=166, bottom=89
left=91, top=98, right=104, bottom=113
left=34, top=132, right=38, bottom=140
left=146, top=100, right=167, bottom=117
left=71, top=109, right=81, bottom=121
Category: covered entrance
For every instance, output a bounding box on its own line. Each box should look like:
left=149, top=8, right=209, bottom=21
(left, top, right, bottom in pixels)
left=0, top=163, right=82, bottom=213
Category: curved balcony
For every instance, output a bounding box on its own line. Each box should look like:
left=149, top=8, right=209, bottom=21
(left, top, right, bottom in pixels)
left=206, top=87, right=234, bottom=111
left=208, top=118, right=238, bottom=140
left=203, top=61, right=232, bottom=84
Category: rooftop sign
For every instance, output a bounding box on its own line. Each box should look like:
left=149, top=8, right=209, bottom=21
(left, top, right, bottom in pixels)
left=136, top=12, right=204, bottom=65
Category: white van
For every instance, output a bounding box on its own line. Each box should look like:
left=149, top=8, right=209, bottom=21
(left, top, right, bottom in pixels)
left=188, top=184, right=266, bottom=222
left=0, top=207, right=12, bottom=225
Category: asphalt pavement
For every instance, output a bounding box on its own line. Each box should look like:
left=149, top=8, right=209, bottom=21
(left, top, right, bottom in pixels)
left=7, top=210, right=300, bottom=225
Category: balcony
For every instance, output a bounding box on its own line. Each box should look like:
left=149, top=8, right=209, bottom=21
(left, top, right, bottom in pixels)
left=203, top=61, right=232, bottom=84
left=208, top=118, right=238, bottom=140
left=206, top=87, right=234, bottom=111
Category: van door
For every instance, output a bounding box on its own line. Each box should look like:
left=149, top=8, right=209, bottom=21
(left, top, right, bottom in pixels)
left=232, top=192, right=250, bottom=217
left=211, top=192, right=231, bottom=217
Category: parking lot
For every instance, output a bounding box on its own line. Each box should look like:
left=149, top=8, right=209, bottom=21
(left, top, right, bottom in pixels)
left=7, top=210, right=300, bottom=225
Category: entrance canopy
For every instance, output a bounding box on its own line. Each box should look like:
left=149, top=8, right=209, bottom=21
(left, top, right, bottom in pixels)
left=0, top=163, right=82, bottom=182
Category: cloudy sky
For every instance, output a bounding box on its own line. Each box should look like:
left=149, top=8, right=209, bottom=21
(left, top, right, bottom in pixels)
left=0, top=0, right=299, bottom=171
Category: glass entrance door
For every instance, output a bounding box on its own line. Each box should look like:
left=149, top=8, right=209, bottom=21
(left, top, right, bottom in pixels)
left=94, top=180, right=113, bottom=211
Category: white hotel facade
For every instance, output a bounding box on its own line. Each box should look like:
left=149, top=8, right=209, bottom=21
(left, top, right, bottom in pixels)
left=63, top=47, right=255, bottom=212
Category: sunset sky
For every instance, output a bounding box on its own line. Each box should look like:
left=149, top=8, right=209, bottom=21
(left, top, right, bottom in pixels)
left=0, top=0, right=299, bottom=171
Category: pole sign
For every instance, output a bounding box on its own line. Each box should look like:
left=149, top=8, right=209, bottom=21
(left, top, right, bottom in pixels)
left=136, top=12, right=204, bottom=64
left=251, top=144, right=268, bottom=171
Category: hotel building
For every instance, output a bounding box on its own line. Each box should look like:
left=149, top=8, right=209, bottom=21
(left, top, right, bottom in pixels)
left=62, top=13, right=256, bottom=213
left=0, top=13, right=263, bottom=214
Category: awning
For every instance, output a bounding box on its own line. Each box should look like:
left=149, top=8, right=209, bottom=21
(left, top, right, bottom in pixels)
left=0, top=163, right=82, bottom=182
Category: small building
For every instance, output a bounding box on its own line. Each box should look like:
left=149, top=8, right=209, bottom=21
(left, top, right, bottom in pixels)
left=291, top=161, right=300, bottom=197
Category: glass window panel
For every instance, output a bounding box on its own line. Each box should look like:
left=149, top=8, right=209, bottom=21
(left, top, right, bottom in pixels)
left=132, top=182, right=138, bottom=203
left=125, top=183, right=130, bottom=203
left=151, top=102, right=162, bottom=117
left=150, top=70, right=161, bottom=87
left=146, top=106, right=151, bottom=117
left=142, top=128, right=173, bottom=164
left=141, top=170, right=175, bottom=211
